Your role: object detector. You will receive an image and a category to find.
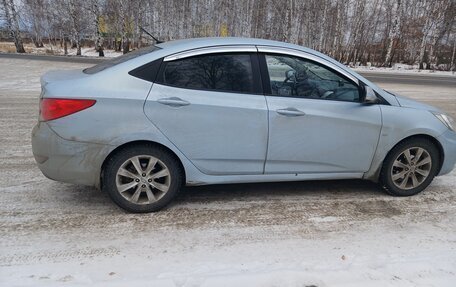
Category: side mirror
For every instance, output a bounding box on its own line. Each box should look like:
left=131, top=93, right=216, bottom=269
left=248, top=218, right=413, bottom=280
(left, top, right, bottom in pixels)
left=362, top=85, right=379, bottom=104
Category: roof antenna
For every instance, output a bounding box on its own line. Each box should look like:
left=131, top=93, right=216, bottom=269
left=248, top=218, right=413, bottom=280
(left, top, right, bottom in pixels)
left=139, top=26, right=164, bottom=44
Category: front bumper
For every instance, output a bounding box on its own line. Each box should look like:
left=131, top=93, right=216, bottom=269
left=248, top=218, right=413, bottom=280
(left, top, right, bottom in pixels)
left=437, top=129, right=456, bottom=176
left=31, top=122, right=110, bottom=187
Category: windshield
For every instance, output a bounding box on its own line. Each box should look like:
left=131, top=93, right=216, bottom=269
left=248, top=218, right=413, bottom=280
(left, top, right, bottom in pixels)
left=83, top=45, right=161, bottom=74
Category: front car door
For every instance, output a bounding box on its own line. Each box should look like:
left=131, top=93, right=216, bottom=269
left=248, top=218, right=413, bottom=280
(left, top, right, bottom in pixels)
left=259, top=47, right=382, bottom=175
left=144, top=46, right=268, bottom=175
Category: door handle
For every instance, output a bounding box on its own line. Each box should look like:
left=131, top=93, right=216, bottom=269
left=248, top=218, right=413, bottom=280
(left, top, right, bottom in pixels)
left=157, top=97, right=190, bottom=107
left=276, top=108, right=306, bottom=117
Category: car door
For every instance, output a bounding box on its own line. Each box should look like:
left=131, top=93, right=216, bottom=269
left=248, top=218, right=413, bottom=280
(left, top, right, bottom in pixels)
left=259, top=48, right=382, bottom=174
left=144, top=47, right=268, bottom=175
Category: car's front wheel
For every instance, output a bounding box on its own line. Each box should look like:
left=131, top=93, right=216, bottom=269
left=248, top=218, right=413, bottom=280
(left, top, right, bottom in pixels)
left=380, top=138, right=439, bottom=196
left=102, top=144, right=183, bottom=213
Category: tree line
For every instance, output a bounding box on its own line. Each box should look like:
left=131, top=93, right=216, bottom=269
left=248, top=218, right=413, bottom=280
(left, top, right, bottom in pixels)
left=1, top=0, right=455, bottom=70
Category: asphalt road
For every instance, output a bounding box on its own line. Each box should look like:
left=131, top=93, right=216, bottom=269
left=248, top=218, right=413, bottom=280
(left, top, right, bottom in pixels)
left=361, top=72, right=456, bottom=87
left=1, top=52, right=455, bottom=87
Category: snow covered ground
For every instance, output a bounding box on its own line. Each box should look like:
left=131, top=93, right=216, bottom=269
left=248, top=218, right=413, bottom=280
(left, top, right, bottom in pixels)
left=0, top=58, right=455, bottom=286
left=0, top=42, right=122, bottom=58
left=352, top=64, right=456, bottom=77
left=65, top=47, right=122, bottom=58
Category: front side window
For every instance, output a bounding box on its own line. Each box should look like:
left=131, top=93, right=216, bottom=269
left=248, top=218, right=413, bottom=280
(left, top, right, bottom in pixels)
left=265, top=54, right=360, bottom=102
left=159, top=53, right=254, bottom=93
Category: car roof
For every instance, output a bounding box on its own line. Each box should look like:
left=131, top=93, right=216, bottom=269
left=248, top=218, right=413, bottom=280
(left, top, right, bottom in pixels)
left=156, top=37, right=306, bottom=51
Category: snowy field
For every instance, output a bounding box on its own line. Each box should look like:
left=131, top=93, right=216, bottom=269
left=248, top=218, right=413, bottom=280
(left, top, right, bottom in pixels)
left=0, top=58, right=455, bottom=286
left=352, top=65, right=456, bottom=77
left=0, top=42, right=122, bottom=58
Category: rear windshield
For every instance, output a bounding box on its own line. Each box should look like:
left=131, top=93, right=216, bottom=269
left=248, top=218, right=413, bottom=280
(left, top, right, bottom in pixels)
left=83, top=45, right=161, bottom=74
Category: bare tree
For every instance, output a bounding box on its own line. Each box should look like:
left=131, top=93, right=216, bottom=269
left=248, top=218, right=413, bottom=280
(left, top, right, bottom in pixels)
left=451, top=37, right=456, bottom=72
left=1, top=0, right=26, bottom=53
left=88, top=0, right=104, bottom=56
left=427, top=0, right=455, bottom=69
left=2, top=0, right=455, bottom=69
left=23, top=0, right=46, bottom=47
left=384, top=0, right=402, bottom=67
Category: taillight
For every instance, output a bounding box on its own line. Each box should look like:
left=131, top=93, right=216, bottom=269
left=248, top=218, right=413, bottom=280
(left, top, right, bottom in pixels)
left=39, top=98, right=96, bottom=121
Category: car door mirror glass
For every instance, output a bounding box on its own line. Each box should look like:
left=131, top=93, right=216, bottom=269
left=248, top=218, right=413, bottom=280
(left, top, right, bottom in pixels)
left=363, top=86, right=379, bottom=104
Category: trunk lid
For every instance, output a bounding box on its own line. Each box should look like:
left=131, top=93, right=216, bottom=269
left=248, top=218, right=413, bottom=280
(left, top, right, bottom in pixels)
left=40, top=69, right=89, bottom=87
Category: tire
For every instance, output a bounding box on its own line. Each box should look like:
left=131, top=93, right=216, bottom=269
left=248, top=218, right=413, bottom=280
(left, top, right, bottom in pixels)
left=102, top=144, right=183, bottom=213
left=380, top=138, right=439, bottom=196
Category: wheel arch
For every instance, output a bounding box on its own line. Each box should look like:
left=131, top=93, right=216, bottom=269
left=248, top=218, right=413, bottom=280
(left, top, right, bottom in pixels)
left=366, top=133, right=444, bottom=182
left=390, top=134, right=444, bottom=174
left=100, top=140, right=186, bottom=190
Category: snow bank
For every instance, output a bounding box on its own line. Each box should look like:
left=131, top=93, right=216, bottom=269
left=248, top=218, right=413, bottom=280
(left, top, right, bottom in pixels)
left=352, top=64, right=456, bottom=77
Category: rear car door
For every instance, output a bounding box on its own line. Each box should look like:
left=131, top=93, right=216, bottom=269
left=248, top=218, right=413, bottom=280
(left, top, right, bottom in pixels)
left=144, top=47, right=268, bottom=175
left=258, top=47, right=382, bottom=174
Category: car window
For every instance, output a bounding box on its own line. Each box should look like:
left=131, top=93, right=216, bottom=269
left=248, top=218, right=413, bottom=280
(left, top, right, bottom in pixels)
left=265, top=54, right=360, bottom=102
left=83, top=45, right=161, bottom=74
left=159, top=53, right=255, bottom=93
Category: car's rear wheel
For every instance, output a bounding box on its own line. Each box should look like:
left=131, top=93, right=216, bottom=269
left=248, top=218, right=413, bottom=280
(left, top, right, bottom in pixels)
left=102, top=144, right=183, bottom=213
left=380, top=138, right=439, bottom=196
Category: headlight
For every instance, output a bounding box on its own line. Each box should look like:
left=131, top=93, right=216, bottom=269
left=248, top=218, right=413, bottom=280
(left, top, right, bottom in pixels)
left=433, top=112, right=455, bottom=131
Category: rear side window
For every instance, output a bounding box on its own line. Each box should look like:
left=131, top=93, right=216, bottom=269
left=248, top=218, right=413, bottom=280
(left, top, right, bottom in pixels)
left=157, top=53, right=255, bottom=93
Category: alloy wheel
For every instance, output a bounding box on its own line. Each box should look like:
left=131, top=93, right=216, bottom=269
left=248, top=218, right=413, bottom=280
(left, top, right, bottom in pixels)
left=391, top=147, right=432, bottom=190
left=115, top=155, right=171, bottom=204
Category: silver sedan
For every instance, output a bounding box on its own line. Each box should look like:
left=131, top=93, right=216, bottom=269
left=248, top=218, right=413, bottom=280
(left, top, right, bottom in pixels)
left=32, top=37, right=456, bottom=212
